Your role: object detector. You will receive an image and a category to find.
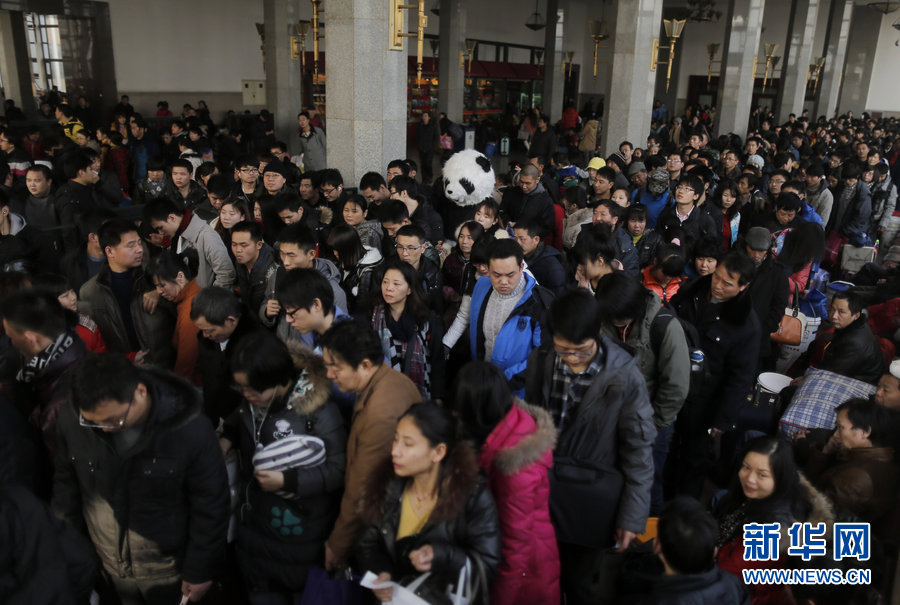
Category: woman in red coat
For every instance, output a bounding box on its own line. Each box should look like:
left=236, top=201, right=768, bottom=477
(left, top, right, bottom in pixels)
left=452, top=361, right=560, bottom=605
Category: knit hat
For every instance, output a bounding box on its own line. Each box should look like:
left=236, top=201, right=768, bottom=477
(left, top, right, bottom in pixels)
left=647, top=168, right=669, bottom=194
left=746, top=154, right=765, bottom=170
left=606, top=152, right=627, bottom=172
left=263, top=158, right=290, bottom=179
left=891, top=359, right=900, bottom=380
left=746, top=226, right=772, bottom=251
left=587, top=157, right=606, bottom=170
left=627, top=161, right=647, bottom=177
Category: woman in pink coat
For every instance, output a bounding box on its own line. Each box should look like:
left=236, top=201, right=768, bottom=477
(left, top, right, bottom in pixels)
left=452, top=361, right=560, bottom=605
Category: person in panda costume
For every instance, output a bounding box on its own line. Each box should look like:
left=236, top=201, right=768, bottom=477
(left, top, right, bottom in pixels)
left=437, top=149, right=497, bottom=237
left=220, top=331, right=347, bottom=602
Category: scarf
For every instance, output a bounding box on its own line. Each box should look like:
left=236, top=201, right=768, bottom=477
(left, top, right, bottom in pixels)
left=18, top=331, right=76, bottom=383
left=372, top=305, right=430, bottom=398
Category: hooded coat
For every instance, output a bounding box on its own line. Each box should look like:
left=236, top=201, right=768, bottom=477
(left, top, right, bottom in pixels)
left=51, top=368, right=230, bottom=584
left=478, top=400, right=560, bottom=605
left=222, top=349, right=347, bottom=593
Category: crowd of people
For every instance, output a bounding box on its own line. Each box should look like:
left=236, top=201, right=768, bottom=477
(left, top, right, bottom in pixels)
left=1, top=91, right=900, bottom=605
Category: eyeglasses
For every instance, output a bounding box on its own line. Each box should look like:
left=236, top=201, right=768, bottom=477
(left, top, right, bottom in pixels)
left=554, top=344, right=597, bottom=359
left=395, top=244, right=423, bottom=252
left=667, top=158, right=682, bottom=163
left=320, top=187, right=339, bottom=196
left=282, top=306, right=303, bottom=319
left=79, top=399, right=135, bottom=430
left=675, top=185, right=695, bottom=193
left=239, top=168, right=259, bottom=174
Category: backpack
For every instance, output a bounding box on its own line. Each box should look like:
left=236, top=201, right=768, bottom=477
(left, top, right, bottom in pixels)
left=649, top=303, right=705, bottom=398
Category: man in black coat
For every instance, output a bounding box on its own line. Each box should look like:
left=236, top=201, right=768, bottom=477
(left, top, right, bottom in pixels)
left=742, top=226, right=790, bottom=368
left=656, top=173, right=717, bottom=250
left=414, top=111, right=440, bottom=184
left=190, top=286, right=262, bottom=426
left=513, top=220, right=566, bottom=293
left=667, top=252, right=761, bottom=499
left=817, top=290, right=887, bottom=385
left=52, top=354, right=229, bottom=605
left=501, top=163, right=556, bottom=239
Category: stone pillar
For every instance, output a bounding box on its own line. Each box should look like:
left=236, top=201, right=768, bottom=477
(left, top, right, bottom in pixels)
left=264, top=0, right=303, bottom=153
left=542, top=0, right=564, bottom=123
left=327, top=0, right=407, bottom=186
left=814, top=0, right=853, bottom=120
left=776, top=0, right=820, bottom=124
left=716, top=0, right=766, bottom=138
left=836, top=6, right=879, bottom=114
left=0, top=11, right=25, bottom=110
left=438, top=0, right=465, bottom=122
left=602, top=0, right=663, bottom=158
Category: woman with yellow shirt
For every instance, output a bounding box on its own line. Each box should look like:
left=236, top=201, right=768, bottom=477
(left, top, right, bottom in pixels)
left=357, top=401, right=502, bottom=604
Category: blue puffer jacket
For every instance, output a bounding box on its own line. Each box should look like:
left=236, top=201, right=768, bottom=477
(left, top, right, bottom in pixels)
left=469, top=272, right=551, bottom=394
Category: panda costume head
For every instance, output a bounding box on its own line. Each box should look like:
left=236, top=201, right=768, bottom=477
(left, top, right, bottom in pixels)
left=442, top=149, right=495, bottom=207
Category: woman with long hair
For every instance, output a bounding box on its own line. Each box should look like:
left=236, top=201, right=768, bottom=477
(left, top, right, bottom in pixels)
left=327, top=223, right=384, bottom=316
left=714, top=436, right=833, bottom=605
left=358, top=401, right=501, bottom=603
left=451, top=362, right=559, bottom=605
left=713, top=178, right=742, bottom=252
left=776, top=222, right=826, bottom=293
left=215, top=198, right=252, bottom=262
left=371, top=259, right=445, bottom=400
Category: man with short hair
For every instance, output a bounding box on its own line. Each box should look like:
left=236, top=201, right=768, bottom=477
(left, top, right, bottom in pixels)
left=525, top=288, right=655, bottom=604
left=167, top=159, right=211, bottom=218
left=144, top=197, right=235, bottom=288
left=529, top=114, right=556, bottom=165
left=52, top=353, right=229, bottom=605
left=359, top=172, right=391, bottom=222
left=23, top=164, right=57, bottom=232
left=1, top=288, right=87, bottom=458
left=814, top=290, right=887, bottom=385
left=79, top=218, right=174, bottom=366
left=831, top=161, right=873, bottom=246
left=0, top=128, right=33, bottom=192
left=233, top=155, right=262, bottom=208
left=55, top=151, right=102, bottom=250
left=718, top=148, right=742, bottom=182
left=469, top=238, right=552, bottom=393
left=274, top=192, right=306, bottom=226
left=0, top=189, right=57, bottom=273
left=231, top=220, right=277, bottom=317
left=319, top=168, right=348, bottom=222
left=590, top=166, right=616, bottom=203
left=269, top=140, right=303, bottom=186
left=415, top=111, right=440, bottom=183
left=191, top=286, right=261, bottom=424
left=395, top=223, right=443, bottom=311
left=743, top=226, right=790, bottom=367
left=668, top=252, right=761, bottom=499
left=320, top=321, right=421, bottom=570
left=666, top=152, right=684, bottom=186
left=61, top=208, right=115, bottom=292
left=55, top=104, right=84, bottom=142
left=277, top=267, right=351, bottom=351
left=657, top=173, right=718, bottom=249
left=389, top=175, right=444, bottom=244
left=501, top=163, right=555, bottom=239
left=627, top=161, right=648, bottom=195
left=298, top=171, right=321, bottom=207
left=128, top=117, right=160, bottom=183
left=385, top=158, right=408, bottom=184
left=513, top=220, right=566, bottom=293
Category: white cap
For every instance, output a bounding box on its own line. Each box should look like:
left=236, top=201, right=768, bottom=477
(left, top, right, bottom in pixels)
left=891, top=359, right=900, bottom=380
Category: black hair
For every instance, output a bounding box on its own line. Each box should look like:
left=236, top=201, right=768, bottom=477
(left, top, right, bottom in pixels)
left=396, top=223, right=427, bottom=244
left=146, top=250, right=196, bottom=283
left=387, top=159, right=410, bottom=177
left=142, top=197, right=183, bottom=222
left=359, top=171, right=388, bottom=192
left=841, top=162, right=862, bottom=180
left=273, top=192, right=305, bottom=214
left=679, top=173, right=703, bottom=196
left=654, top=243, right=686, bottom=277
left=30, top=273, right=72, bottom=298
left=377, top=258, right=430, bottom=327
left=206, top=173, right=233, bottom=200
left=277, top=267, right=335, bottom=316
left=458, top=220, right=485, bottom=243
left=319, top=168, right=344, bottom=188
left=513, top=219, right=542, bottom=239
left=326, top=224, right=366, bottom=271
left=190, top=286, right=243, bottom=324
left=450, top=361, right=513, bottom=446
left=318, top=319, right=385, bottom=368
left=693, top=235, right=723, bottom=261
left=169, top=158, right=193, bottom=175
left=564, top=186, right=587, bottom=210
left=548, top=288, right=603, bottom=344
left=235, top=154, right=258, bottom=170
left=98, top=218, right=139, bottom=253
left=658, top=497, right=719, bottom=575
left=71, top=353, right=142, bottom=413
left=572, top=223, right=616, bottom=266
left=487, top=238, right=524, bottom=266
left=474, top=198, right=501, bottom=221
left=0, top=287, right=68, bottom=339
left=231, top=220, right=264, bottom=243
left=832, top=289, right=863, bottom=315
left=390, top=175, right=418, bottom=199
left=146, top=155, right=166, bottom=172
left=56, top=103, right=74, bottom=118
left=342, top=193, right=368, bottom=214
left=595, top=166, right=617, bottom=183
left=63, top=151, right=94, bottom=180
left=299, top=170, right=321, bottom=188
left=399, top=400, right=459, bottom=473
left=380, top=200, right=411, bottom=224
left=719, top=251, right=756, bottom=286
left=25, top=164, right=51, bottom=181
left=836, top=397, right=892, bottom=447
left=625, top=203, right=648, bottom=223
left=774, top=192, right=802, bottom=213
left=230, top=331, right=298, bottom=392
left=277, top=223, right=318, bottom=252
left=594, top=272, right=650, bottom=324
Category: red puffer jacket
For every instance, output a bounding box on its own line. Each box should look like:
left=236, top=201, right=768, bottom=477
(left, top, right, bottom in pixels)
left=479, top=401, right=560, bottom=605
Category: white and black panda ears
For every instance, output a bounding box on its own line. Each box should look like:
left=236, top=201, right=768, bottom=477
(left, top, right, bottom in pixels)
left=475, top=155, right=492, bottom=172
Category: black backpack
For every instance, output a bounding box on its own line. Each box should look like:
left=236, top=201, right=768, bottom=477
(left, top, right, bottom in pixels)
left=649, top=303, right=705, bottom=398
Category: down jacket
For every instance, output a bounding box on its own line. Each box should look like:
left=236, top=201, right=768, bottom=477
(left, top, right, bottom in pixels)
left=52, top=368, right=230, bottom=584
left=357, top=443, right=502, bottom=605
left=222, top=349, right=347, bottom=593
left=479, top=400, right=559, bottom=605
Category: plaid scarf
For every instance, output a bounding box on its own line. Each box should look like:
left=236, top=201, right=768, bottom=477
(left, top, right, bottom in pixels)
left=17, top=331, right=76, bottom=383
left=372, top=305, right=431, bottom=398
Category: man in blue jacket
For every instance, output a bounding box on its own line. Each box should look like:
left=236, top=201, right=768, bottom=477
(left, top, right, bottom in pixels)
left=469, top=238, right=553, bottom=394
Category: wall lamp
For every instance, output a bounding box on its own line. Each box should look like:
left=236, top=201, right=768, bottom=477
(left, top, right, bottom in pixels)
left=651, top=19, right=686, bottom=92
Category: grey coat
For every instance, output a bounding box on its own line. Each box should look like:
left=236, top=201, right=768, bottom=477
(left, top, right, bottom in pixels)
left=178, top=214, right=236, bottom=288
left=298, top=127, right=327, bottom=172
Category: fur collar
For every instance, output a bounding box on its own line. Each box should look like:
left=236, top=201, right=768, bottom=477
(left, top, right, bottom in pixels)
left=283, top=344, right=331, bottom=416
left=490, top=399, right=557, bottom=477
left=360, top=441, right=480, bottom=525
left=800, top=474, right=834, bottom=526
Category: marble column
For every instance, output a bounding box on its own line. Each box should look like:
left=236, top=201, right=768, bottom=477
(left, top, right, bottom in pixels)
left=438, top=0, right=465, bottom=122
left=814, top=0, right=853, bottom=120
left=264, top=0, right=303, bottom=153
left=326, top=0, right=407, bottom=186
left=715, top=0, right=766, bottom=138
left=602, top=0, right=663, bottom=158
left=776, top=0, right=820, bottom=124
left=837, top=6, right=880, bottom=114
left=542, top=0, right=564, bottom=123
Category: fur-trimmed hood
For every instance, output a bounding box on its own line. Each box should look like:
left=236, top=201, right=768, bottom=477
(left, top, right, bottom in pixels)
left=282, top=343, right=332, bottom=417
left=360, top=440, right=481, bottom=525
left=483, top=399, right=557, bottom=477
